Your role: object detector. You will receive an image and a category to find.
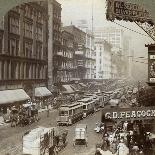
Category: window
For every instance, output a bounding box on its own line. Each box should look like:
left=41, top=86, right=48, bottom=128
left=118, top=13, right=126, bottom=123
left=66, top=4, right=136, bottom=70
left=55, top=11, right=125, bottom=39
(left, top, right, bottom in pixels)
left=83, top=105, right=86, bottom=109
left=36, top=43, right=43, bottom=59
left=9, top=17, right=19, bottom=34
left=36, top=25, right=43, bottom=41
left=24, top=22, right=32, bottom=38
left=24, top=41, right=32, bottom=58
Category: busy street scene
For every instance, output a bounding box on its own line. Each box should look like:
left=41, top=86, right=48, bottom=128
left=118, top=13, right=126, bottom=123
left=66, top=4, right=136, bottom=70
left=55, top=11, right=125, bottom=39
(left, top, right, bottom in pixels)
left=0, top=0, right=155, bottom=155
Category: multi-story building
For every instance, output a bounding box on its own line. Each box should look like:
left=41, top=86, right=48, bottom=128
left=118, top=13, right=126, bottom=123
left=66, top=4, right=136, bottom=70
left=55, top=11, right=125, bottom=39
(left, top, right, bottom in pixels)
left=94, top=40, right=112, bottom=79
left=94, top=27, right=123, bottom=50
left=85, top=30, right=96, bottom=79
left=60, top=29, right=74, bottom=82
left=51, top=0, right=62, bottom=84
left=0, top=2, right=52, bottom=110
left=63, top=25, right=86, bottom=80
left=94, top=27, right=130, bottom=78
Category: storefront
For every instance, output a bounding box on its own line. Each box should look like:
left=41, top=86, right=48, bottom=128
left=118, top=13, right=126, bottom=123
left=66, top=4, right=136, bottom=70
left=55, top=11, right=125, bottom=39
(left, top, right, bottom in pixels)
left=61, top=85, right=75, bottom=95
left=34, top=87, right=52, bottom=109
left=0, top=89, right=30, bottom=115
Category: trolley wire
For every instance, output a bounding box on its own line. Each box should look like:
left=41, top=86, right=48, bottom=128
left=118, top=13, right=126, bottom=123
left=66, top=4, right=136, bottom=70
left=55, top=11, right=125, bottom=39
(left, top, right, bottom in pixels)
left=112, top=21, right=152, bottom=38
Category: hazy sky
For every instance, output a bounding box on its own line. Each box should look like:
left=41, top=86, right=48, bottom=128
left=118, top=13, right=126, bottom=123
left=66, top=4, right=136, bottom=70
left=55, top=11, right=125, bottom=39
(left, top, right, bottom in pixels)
left=57, top=0, right=155, bottom=80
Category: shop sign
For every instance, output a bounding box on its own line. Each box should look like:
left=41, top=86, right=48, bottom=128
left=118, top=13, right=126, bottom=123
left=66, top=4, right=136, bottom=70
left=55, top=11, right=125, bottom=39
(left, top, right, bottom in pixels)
left=106, top=0, right=153, bottom=25
left=148, top=52, right=155, bottom=83
left=103, top=106, right=155, bottom=121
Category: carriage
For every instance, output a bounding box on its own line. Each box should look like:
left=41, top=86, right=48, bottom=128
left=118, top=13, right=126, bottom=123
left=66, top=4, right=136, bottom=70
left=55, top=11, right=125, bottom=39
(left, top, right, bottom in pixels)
left=73, top=124, right=88, bottom=147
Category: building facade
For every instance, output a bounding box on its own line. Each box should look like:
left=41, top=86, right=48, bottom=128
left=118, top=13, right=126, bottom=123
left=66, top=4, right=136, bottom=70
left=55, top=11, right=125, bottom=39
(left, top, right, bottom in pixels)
left=60, top=29, right=74, bottom=82
left=0, top=2, right=52, bottom=108
left=94, top=40, right=112, bottom=79
left=63, top=25, right=87, bottom=80
left=52, top=0, right=62, bottom=84
left=85, top=30, right=96, bottom=80
left=94, top=27, right=130, bottom=78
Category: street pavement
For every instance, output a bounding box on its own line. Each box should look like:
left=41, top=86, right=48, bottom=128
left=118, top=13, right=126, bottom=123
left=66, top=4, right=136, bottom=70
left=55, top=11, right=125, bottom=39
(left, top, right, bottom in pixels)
left=0, top=109, right=58, bottom=155
left=59, top=111, right=102, bottom=155
left=0, top=101, right=130, bottom=155
left=59, top=101, right=130, bottom=155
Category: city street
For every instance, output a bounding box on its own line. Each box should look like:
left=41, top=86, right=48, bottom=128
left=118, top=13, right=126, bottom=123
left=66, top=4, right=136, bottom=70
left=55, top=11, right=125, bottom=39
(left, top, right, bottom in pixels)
left=0, top=0, right=154, bottom=155
left=0, top=100, right=130, bottom=155
left=0, top=109, right=58, bottom=155
left=59, top=102, right=130, bottom=155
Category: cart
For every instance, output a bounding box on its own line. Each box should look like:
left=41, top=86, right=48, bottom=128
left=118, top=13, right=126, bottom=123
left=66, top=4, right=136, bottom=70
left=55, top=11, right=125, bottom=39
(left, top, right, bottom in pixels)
left=73, top=124, right=88, bottom=147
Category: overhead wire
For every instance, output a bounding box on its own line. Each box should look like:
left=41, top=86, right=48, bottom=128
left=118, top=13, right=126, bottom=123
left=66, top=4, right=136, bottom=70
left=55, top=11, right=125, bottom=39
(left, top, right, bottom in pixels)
left=112, top=21, right=151, bottom=38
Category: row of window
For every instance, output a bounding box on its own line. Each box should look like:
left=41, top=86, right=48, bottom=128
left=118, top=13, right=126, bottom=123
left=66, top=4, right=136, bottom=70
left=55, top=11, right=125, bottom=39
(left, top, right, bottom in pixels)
left=23, top=4, right=45, bottom=24
left=7, top=38, right=45, bottom=59
left=9, top=16, right=44, bottom=41
left=0, top=60, right=47, bottom=80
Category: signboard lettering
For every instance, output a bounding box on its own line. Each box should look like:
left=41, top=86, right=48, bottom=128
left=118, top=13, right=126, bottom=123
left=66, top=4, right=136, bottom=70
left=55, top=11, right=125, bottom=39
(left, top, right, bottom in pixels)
left=102, top=106, right=155, bottom=121
left=150, top=55, right=155, bottom=59
left=106, top=0, right=153, bottom=25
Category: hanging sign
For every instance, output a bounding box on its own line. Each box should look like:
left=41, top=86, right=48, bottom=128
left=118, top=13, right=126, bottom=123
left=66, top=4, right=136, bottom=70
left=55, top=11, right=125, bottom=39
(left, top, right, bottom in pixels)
left=102, top=106, right=155, bottom=121
left=106, top=0, right=154, bottom=25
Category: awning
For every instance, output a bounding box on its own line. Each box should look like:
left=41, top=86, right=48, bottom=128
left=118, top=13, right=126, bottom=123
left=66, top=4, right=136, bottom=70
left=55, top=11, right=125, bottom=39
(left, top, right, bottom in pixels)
left=62, top=85, right=75, bottom=94
left=0, top=89, right=30, bottom=105
left=79, top=83, right=87, bottom=87
left=70, top=84, right=79, bottom=92
left=35, top=87, right=52, bottom=97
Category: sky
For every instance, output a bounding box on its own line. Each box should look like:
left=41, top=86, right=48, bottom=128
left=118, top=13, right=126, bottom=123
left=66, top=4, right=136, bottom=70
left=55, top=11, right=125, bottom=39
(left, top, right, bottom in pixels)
left=57, top=0, right=155, bottom=80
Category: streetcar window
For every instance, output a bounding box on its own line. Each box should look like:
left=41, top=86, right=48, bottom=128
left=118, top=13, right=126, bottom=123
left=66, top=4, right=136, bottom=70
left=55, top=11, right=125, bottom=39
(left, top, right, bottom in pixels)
left=59, top=111, right=68, bottom=116
left=69, top=110, right=72, bottom=115
left=83, top=105, right=86, bottom=109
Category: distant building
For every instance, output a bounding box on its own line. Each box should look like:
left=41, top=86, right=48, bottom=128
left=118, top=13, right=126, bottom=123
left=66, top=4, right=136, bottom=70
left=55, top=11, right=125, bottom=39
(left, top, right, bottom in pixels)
left=94, top=40, right=112, bottom=79
left=60, top=29, right=74, bottom=82
left=94, top=27, right=130, bottom=78
left=63, top=25, right=87, bottom=80
left=94, top=27, right=123, bottom=50
left=85, top=30, right=96, bottom=79
left=0, top=2, right=52, bottom=110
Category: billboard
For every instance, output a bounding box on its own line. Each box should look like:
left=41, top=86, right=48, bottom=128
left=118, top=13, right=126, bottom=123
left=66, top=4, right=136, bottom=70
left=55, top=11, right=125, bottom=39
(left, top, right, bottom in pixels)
left=102, top=106, right=155, bottom=121
left=106, top=0, right=154, bottom=25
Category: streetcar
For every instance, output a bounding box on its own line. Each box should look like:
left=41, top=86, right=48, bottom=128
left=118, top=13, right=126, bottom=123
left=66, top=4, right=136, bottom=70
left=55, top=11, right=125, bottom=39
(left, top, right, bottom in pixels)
left=83, top=94, right=100, bottom=110
left=94, top=92, right=104, bottom=107
left=57, top=102, right=83, bottom=126
left=77, top=98, right=95, bottom=118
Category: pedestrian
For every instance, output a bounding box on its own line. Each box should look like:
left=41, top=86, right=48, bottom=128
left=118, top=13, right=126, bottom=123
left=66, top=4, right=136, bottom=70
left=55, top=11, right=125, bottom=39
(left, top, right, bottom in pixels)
left=47, top=108, right=50, bottom=117
left=49, top=146, right=55, bottom=155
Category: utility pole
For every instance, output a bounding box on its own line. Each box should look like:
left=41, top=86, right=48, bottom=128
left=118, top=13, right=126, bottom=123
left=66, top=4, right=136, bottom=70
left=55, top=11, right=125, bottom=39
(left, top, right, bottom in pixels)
left=91, top=0, right=94, bottom=35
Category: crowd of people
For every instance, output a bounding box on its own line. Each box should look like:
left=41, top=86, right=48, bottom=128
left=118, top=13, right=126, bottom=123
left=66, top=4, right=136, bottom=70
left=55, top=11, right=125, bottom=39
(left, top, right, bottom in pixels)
left=95, top=120, right=155, bottom=155
left=7, top=104, right=39, bottom=127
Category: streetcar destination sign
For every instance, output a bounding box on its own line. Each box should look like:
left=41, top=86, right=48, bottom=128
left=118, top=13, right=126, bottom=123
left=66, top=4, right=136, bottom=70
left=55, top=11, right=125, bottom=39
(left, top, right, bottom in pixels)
left=106, top=0, right=153, bottom=25
left=103, top=106, right=155, bottom=120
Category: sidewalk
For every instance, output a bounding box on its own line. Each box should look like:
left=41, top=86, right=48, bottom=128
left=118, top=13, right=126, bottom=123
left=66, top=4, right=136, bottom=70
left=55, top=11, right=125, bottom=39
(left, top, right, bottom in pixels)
left=0, top=106, right=57, bottom=128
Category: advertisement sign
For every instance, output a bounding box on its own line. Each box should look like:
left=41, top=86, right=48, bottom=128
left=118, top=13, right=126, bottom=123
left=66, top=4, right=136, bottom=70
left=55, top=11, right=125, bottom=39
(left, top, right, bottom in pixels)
left=148, top=50, right=155, bottom=83
left=106, top=0, right=153, bottom=25
left=102, top=106, right=155, bottom=121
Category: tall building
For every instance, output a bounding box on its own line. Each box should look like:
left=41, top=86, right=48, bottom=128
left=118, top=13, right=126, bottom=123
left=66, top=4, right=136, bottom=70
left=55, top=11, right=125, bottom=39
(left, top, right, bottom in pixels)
left=63, top=25, right=87, bottom=80
left=0, top=2, right=52, bottom=109
left=76, top=20, right=96, bottom=80
left=60, top=29, right=74, bottom=82
left=94, top=27, right=130, bottom=78
left=85, top=29, right=96, bottom=79
left=51, top=0, right=62, bottom=85
left=94, top=40, right=112, bottom=79
left=94, top=27, right=123, bottom=50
